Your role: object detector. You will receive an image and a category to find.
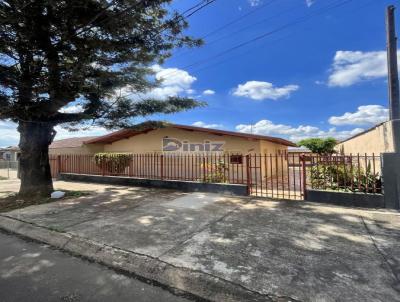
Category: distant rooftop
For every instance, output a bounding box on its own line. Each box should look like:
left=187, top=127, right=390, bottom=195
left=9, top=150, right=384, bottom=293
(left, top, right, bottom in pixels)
left=50, top=136, right=98, bottom=149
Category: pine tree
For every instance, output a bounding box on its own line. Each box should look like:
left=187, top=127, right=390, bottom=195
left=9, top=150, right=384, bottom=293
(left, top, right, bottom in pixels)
left=0, top=0, right=204, bottom=197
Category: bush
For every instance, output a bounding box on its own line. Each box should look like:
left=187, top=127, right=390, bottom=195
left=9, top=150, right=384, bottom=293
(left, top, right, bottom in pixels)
left=94, top=153, right=132, bottom=174
left=310, top=162, right=381, bottom=193
left=202, top=159, right=228, bottom=183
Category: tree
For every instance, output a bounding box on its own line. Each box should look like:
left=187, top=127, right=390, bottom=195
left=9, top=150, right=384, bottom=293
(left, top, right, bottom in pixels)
left=0, top=0, right=206, bottom=197
left=297, top=138, right=337, bottom=155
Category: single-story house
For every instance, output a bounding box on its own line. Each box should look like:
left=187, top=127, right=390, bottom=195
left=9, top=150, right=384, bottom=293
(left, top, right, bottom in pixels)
left=336, top=121, right=394, bottom=155
left=50, top=124, right=296, bottom=155
left=50, top=124, right=296, bottom=179
left=0, top=146, right=20, bottom=161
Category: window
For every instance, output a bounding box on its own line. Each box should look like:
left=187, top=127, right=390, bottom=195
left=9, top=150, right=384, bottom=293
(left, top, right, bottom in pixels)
left=230, top=154, right=243, bottom=164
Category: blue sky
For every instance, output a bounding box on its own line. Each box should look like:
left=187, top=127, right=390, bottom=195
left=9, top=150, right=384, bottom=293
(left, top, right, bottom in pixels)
left=0, top=0, right=399, bottom=146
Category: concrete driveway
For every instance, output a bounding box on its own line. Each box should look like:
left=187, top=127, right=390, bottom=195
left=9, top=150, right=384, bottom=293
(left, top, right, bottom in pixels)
left=1, top=180, right=399, bottom=301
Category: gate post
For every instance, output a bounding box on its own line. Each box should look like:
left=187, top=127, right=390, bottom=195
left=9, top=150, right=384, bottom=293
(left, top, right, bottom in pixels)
left=382, top=152, right=400, bottom=209
left=160, top=154, right=164, bottom=180
left=57, top=155, right=61, bottom=178
left=246, top=155, right=251, bottom=196
left=301, top=155, right=307, bottom=200
left=202, top=157, right=206, bottom=182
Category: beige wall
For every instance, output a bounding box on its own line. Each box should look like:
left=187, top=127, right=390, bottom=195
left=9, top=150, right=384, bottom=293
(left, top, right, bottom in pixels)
left=336, top=121, right=394, bottom=155
left=102, top=127, right=289, bottom=180
left=49, top=144, right=104, bottom=155
left=53, top=128, right=290, bottom=182
left=103, top=127, right=287, bottom=155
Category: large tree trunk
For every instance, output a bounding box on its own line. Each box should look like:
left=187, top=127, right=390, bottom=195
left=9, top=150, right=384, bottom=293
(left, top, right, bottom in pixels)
left=18, top=122, right=55, bottom=198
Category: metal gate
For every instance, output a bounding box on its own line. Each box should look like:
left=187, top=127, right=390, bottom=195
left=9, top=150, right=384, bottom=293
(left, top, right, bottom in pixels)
left=247, top=154, right=306, bottom=200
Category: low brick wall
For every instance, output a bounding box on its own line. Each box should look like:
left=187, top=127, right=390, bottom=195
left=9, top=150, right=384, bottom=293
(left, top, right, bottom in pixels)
left=60, top=173, right=248, bottom=196
left=306, top=189, right=385, bottom=208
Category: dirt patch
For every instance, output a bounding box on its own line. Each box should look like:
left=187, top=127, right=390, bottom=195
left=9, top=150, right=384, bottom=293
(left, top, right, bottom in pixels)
left=0, top=190, right=92, bottom=213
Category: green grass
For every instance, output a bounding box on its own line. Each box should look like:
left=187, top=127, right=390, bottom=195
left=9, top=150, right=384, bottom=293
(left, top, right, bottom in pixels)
left=0, top=190, right=92, bottom=213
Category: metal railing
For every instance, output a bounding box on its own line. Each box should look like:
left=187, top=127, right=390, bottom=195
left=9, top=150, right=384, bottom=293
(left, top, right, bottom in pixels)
left=305, top=153, right=382, bottom=194
left=0, top=161, right=19, bottom=179
left=49, top=153, right=383, bottom=199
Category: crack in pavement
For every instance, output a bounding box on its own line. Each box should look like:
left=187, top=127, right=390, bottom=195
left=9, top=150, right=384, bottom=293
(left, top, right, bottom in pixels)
left=359, top=215, right=400, bottom=289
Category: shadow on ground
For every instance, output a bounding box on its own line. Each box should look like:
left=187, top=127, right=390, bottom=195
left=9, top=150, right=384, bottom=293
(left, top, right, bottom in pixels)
left=1, top=180, right=399, bottom=302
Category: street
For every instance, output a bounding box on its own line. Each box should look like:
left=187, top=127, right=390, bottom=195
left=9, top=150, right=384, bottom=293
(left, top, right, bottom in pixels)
left=0, top=230, right=194, bottom=302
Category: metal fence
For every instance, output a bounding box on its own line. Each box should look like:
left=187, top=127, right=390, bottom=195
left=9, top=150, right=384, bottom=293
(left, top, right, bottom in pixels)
left=305, top=153, right=382, bottom=194
left=0, top=161, right=19, bottom=179
left=49, top=153, right=383, bottom=200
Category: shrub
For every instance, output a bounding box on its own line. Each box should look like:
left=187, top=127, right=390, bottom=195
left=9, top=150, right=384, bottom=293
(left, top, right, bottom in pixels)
left=202, top=159, right=228, bottom=183
left=94, top=153, right=132, bottom=174
left=309, top=162, right=381, bottom=193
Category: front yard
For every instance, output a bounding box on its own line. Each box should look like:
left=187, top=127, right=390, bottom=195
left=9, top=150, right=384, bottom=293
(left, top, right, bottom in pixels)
left=0, top=180, right=399, bottom=301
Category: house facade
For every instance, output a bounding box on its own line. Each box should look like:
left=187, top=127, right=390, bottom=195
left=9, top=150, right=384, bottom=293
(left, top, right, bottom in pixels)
left=0, top=146, right=20, bottom=161
left=50, top=124, right=295, bottom=155
left=50, top=124, right=296, bottom=180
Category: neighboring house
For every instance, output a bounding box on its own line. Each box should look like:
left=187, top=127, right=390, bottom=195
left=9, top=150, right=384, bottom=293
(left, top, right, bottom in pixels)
left=49, top=136, right=103, bottom=155
left=336, top=121, right=394, bottom=155
left=0, top=146, right=20, bottom=161
left=288, top=147, right=312, bottom=155
left=287, top=147, right=312, bottom=166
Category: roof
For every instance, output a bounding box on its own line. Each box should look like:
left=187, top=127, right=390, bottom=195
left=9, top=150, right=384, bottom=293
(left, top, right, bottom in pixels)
left=338, top=121, right=388, bottom=144
left=50, top=136, right=98, bottom=149
left=288, top=147, right=311, bottom=153
left=84, top=124, right=296, bottom=147
left=0, top=146, right=19, bottom=152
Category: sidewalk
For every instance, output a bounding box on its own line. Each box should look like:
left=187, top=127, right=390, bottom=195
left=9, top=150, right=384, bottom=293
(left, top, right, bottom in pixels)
left=0, top=180, right=399, bottom=301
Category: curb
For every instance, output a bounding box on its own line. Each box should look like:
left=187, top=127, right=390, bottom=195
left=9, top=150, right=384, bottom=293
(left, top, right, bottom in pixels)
left=0, top=215, right=279, bottom=302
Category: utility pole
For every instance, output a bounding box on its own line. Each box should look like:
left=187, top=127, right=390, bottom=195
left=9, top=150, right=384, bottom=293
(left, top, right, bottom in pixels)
left=383, top=5, right=400, bottom=209
left=386, top=5, right=400, bottom=153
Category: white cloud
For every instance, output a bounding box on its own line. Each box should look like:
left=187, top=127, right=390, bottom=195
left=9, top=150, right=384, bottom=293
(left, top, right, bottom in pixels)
left=0, top=121, right=19, bottom=147
left=54, top=125, right=108, bottom=140
left=232, top=81, right=299, bottom=101
left=192, top=121, right=223, bottom=129
left=59, top=104, right=84, bottom=114
left=329, top=105, right=389, bottom=126
left=120, top=65, right=197, bottom=101
left=248, top=0, right=262, bottom=6
left=328, top=50, right=400, bottom=87
left=203, top=89, right=215, bottom=95
left=0, top=120, right=108, bottom=147
left=306, top=0, right=315, bottom=7
left=236, top=119, right=364, bottom=142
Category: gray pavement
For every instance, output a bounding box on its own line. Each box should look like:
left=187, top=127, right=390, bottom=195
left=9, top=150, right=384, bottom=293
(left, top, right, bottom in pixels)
left=0, top=230, right=193, bottom=302
left=1, top=180, right=400, bottom=301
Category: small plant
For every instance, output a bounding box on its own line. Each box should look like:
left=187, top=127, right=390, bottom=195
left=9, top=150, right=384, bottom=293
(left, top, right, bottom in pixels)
left=94, top=153, right=132, bottom=175
left=202, top=159, right=228, bottom=183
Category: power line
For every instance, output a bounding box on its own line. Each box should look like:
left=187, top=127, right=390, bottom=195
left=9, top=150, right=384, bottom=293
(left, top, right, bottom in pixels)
left=202, top=0, right=277, bottom=39
left=171, top=0, right=279, bottom=60
left=171, top=0, right=303, bottom=61
left=147, top=0, right=353, bottom=84
left=194, top=0, right=373, bottom=76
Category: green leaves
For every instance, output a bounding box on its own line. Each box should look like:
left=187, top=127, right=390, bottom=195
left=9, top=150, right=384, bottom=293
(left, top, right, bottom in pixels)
left=298, top=138, right=337, bottom=155
left=1, top=0, right=203, bottom=126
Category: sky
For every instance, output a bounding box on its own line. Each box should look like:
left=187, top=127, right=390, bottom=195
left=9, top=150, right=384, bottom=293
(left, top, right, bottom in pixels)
left=1, top=0, right=399, bottom=147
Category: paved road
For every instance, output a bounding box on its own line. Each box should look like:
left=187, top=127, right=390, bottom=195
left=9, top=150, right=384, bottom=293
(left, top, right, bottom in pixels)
left=0, top=231, right=194, bottom=302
